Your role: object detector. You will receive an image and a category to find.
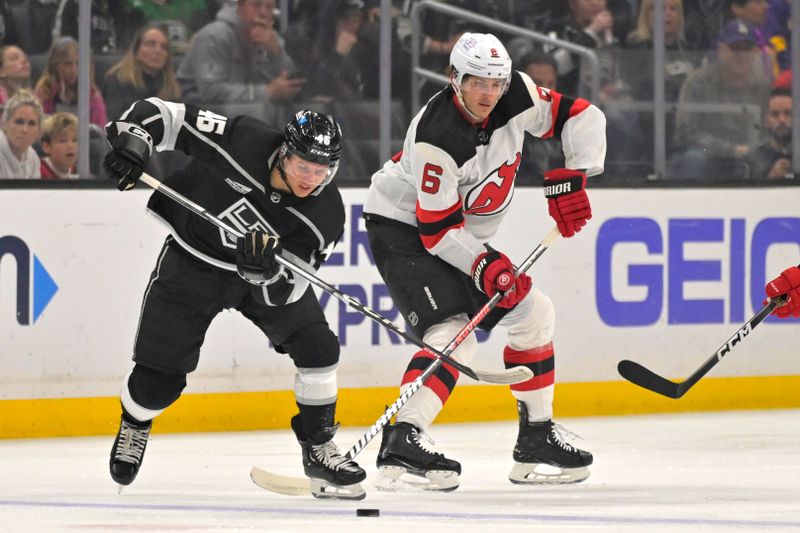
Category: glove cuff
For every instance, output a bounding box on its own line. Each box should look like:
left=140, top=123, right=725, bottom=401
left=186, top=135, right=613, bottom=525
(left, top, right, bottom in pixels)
left=543, top=168, right=586, bottom=198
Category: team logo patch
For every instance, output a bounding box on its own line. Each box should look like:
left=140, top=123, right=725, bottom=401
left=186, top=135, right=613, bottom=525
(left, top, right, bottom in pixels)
left=225, top=178, right=252, bottom=195
left=217, top=198, right=279, bottom=248
left=270, top=192, right=282, bottom=203
left=463, top=152, right=521, bottom=216
left=408, top=311, right=419, bottom=327
left=497, top=273, right=512, bottom=287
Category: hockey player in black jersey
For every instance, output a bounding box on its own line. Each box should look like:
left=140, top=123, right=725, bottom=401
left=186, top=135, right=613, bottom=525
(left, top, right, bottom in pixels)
left=103, top=99, right=366, bottom=499
left=364, top=33, right=606, bottom=490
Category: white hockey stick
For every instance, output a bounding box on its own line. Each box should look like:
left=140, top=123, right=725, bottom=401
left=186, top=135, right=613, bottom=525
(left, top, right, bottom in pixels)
left=139, top=172, right=531, bottom=385
left=251, top=227, right=561, bottom=497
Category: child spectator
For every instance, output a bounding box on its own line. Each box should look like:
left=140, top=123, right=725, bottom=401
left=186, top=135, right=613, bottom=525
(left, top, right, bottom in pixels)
left=35, top=37, right=108, bottom=127
left=39, top=111, right=78, bottom=180
left=0, top=89, right=43, bottom=179
left=0, top=45, right=32, bottom=105
left=103, top=23, right=182, bottom=120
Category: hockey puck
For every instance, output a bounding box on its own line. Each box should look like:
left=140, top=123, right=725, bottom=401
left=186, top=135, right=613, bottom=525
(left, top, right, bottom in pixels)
left=356, top=508, right=380, bottom=517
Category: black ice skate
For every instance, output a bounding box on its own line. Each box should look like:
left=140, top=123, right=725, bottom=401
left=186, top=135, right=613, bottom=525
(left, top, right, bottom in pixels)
left=509, top=402, right=593, bottom=485
left=292, top=415, right=366, bottom=500
left=109, top=416, right=152, bottom=489
left=375, top=422, right=461, bottom=492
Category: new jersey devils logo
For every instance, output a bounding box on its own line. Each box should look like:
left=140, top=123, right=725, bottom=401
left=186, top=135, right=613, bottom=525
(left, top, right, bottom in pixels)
left=463, top=152, right=521, bottom=216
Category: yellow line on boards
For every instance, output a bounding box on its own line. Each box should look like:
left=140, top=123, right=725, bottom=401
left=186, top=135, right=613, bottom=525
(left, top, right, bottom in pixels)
left=3, top=375, right=799, bottom=439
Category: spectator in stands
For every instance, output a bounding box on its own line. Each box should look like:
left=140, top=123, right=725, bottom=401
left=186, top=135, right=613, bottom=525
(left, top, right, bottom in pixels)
left=627, top=0, right=697, bottom=101
left=123, top=0, right=221, bottom=37
left=39, top=111, right=79, bottom=180
left=747, top=88, right=792, bottom=179
left=672, top=19, right=771, bottom=178
left=729, top=0, right=778, bottom=79
left=0, top=1, right=19, bottom=46
left=0, top=45, right=32, bottom=105
left=103, top=23, right=182, bottom=119
left=35, top=37, right=108, bottom=127
left=683, top=0, right=727, bottom=50
left=549, top=0, right=621, bottom=96
left=516, top=51, right=564, bottom=186
left=177, top=0, right=303, bottom=124
left=0, top=90, right=42, bottom=179
left=294, top=0, right=365, bottom=102
left=51, top=0, right=143, bottom=53
left=763, top=0, right=790, bottom=71
left=355, top=0, right=411, bottom=104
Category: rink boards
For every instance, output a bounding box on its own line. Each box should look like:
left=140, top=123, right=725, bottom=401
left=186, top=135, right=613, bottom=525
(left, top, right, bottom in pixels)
left=1, top=187, right=799, bottom=437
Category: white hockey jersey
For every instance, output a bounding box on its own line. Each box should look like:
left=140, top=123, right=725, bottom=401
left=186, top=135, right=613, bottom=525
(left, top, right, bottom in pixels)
left=364, top=70, right=606, bottom=275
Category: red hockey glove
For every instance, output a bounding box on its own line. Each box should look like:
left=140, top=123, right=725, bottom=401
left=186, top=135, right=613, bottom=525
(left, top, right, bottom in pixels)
left=765, top=265, right=800, bottom=319
left=472, top=251, right=532, bottom=309
left=544, top=168, right=591, bottom=238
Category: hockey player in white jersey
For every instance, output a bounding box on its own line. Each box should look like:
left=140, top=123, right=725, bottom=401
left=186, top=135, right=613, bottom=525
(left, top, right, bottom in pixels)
left=363, top=33, right=606, bottom=491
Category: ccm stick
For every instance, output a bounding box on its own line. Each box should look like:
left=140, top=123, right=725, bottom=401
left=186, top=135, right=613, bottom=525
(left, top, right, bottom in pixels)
left=618, top=295, right=786, bottom=399
left=139, top=172, right=531, bottom=385
left=251, top=227, right=561, bottom=496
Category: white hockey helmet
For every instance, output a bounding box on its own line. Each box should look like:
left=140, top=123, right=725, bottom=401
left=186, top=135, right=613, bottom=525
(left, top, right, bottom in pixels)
left=449, top=32, right=512, bottom=91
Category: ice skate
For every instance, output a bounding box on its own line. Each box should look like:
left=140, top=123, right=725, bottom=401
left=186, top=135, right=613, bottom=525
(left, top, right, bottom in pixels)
left=292, top=416, right=366, bottom=500
left=509, top=402, right=592, bottom=485
left=109, top=416, right=152, bottom=489
left=375, top=422, right=461, bottom=492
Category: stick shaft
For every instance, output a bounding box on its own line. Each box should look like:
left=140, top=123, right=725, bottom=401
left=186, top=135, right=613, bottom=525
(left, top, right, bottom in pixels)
left=140, top=172, right=485, bottom=381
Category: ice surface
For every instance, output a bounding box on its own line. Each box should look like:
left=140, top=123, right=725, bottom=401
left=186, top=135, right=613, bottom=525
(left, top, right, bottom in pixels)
left=2, top=410, right=799, bottom=532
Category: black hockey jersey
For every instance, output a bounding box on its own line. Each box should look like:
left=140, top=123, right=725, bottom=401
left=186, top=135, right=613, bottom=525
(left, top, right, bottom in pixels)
left=111, top=98, right=345, bottom=306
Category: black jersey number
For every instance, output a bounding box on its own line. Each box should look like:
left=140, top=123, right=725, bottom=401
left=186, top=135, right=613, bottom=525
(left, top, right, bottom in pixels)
left=196, top=110, right=227, bottom=135
left=422, top=163, right=442, bottom=194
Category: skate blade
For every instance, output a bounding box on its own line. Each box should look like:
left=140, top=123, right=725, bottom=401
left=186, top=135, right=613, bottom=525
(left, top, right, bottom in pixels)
left=375, top=465, right=460, bottom=492
left=309, top=478, right=366, bottom=500
left=508, top=462, right=590, bottom=485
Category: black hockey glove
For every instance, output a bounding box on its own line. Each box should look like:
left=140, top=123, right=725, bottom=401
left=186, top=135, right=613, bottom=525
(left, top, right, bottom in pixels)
left=103, top=121, right=153, bottom=191
left=236, top=230, right=283, bottom=285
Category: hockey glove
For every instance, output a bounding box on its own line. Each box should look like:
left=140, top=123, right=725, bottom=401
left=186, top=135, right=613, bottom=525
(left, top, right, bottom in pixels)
left=765, top=265, right=800, bottom=319
left=103, top=121, right=153, bottom=191
left=472, top=250, right=532, bottom=309
left=544, top=168, right=591, bottom=238
left=236, top=230, right=283, bottom=285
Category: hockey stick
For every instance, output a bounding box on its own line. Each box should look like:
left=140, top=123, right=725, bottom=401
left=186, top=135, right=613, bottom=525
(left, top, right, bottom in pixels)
left=618, top=295, right=786, bottom=399
left=138, top=172, right=531, bottom=385
left=251, top=227, right=561, bottom=496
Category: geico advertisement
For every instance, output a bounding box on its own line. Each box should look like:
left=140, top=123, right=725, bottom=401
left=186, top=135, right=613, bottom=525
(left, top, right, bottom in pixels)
left=1, top=188, right=798, bottom=399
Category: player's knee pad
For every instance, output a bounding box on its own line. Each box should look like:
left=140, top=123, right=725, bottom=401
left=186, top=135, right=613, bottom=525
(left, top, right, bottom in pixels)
left=123, top=364, right=186, bottom=421
left=283, top=323, right=340, bottom=368
left=505, top=288, right=555, bottom=350
left=295, top=365, right=338, bottom=408
left=422, top=313, right=477, bottom=365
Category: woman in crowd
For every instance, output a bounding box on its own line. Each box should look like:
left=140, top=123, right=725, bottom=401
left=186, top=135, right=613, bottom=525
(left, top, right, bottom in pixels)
left=0, top=45, right=32, bottom=105
left=103, top=23, right=182, bottom=119
left=0, top=89, right=43, bottom=179
left=627, top=0, right=696, bottom=101
left=34, top=36, right=107, bottom=127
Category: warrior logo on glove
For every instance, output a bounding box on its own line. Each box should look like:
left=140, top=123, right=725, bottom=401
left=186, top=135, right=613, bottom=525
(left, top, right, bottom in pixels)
left=543, top=168, right=592, bottom=238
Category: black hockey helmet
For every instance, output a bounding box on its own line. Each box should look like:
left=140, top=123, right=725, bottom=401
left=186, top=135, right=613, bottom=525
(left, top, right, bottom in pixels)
left=283, top=110, right=342, bottom=167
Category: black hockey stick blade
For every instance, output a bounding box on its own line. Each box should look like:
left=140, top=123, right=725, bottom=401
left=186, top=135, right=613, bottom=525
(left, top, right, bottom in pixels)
left=617, top=359, right=685, bottom=399
left=618, top=295, right=784, bottom=399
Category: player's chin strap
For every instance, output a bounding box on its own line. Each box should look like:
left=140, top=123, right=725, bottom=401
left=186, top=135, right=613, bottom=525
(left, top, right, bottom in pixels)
left=276, top=154, right=299, bottom=196
left=137, top=171, right=532, bottom=386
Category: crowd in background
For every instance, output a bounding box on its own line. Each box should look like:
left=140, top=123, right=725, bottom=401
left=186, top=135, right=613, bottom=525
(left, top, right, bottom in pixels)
left=0, top=0, right=793, bottom=183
